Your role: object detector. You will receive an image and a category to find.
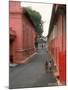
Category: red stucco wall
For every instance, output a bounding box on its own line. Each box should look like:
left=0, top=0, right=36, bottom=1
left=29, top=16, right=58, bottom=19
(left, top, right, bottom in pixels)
left=48, top=6, right=66, bottom=84
left=9, top=1, right=36, bottom=64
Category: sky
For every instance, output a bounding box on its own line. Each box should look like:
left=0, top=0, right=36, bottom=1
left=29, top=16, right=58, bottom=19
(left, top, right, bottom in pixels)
left=21, top=2, right=53, bottom=37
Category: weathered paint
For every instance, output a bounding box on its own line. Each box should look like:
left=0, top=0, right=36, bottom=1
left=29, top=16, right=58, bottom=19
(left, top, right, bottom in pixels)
left=9, top=1, right=36, bottom=64
left=48, top=5, right=66, bottom=84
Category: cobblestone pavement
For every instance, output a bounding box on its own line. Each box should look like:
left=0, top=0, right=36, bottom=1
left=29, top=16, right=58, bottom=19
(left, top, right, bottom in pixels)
left=9, top=47, right=57, bottom=89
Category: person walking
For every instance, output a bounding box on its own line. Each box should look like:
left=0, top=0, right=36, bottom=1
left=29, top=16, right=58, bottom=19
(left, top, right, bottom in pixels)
left=35, top=42, right=38, bottom=50
left=48, top=61, right=52, bottom=72
left=45, top=61, right=48, bottom=72
left=42, top=44, right=43, bottom=48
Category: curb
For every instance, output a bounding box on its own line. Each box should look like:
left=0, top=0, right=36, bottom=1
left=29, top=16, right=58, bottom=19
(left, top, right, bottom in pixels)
left=9, top=64, right=18, bottom=67
left=21, top=52, right=38, bottom=64
left=9, top=52, right=37, bottom=67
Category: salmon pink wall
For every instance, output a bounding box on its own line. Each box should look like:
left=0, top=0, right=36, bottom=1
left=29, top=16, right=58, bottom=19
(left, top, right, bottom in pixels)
left=10, top=1, right=36, bottom=64
left=48, top=10, right=66, bottom=84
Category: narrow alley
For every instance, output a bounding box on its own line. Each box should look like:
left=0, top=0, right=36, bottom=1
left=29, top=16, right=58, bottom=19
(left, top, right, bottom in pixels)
left=9, top=1, right=66, bottom=89
left=9, top=46, right=57, bottom=89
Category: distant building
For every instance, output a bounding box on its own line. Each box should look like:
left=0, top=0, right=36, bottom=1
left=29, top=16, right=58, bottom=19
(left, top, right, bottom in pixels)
left=40, top=36, right=48, bottom=49
left=41, top=36, right=47, bottom=42
left=48, top=4, right=66, bottom=85
left=10, top=1, right=36, bottom=64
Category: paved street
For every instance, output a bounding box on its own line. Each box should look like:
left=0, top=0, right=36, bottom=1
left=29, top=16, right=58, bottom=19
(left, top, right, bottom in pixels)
left=9, top=46, right=57, bottom=89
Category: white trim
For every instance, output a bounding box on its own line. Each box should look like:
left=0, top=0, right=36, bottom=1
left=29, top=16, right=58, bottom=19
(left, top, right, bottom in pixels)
left=16, top=47, right=35, bottom=52
left=21, top=52, right=37, bottom=64
left=9, top=64, right=18, bottom=67
left=9, top=52, right=37, bottom=67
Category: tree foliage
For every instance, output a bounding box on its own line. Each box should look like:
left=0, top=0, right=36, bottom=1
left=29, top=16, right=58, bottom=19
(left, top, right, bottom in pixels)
left=25, top=7, right=43, bottom=36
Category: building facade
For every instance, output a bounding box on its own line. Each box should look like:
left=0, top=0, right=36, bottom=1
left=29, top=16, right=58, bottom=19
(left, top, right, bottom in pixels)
left=48, top=4, right=66, bottom=84
left=9, top=1, right=36, bottom=64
